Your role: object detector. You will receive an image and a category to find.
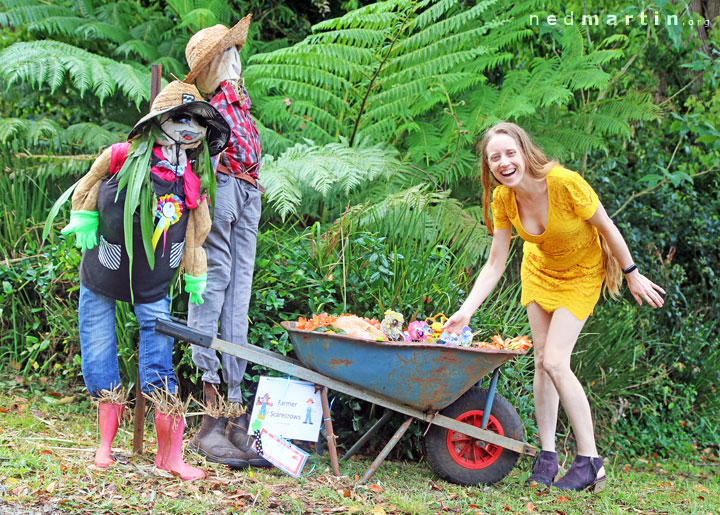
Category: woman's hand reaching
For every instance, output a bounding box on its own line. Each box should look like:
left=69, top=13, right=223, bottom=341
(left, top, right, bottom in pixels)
left=443, top=310, right=473, bottom=335
left=626, top=270, right=666, bottom=308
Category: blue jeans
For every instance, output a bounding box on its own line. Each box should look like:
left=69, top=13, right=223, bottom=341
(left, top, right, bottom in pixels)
left=188, top=177, right=261, bottom=403
left=79, top=284, right=177, bottom=398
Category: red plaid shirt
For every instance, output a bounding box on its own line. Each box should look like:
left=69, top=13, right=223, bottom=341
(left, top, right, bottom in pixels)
left=210, top=81, right=262, bottom=178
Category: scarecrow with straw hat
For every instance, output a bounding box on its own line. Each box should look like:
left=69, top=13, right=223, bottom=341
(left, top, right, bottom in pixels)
left=182, top=15, right=271, bottom=469
left=46, top=80, right=230, bottom=481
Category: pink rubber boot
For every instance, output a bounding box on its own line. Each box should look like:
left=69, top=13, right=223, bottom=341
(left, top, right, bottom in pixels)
left=154, top=412, right=206, bottom=481
left=154, top=410, right=170, bottom=468
left=94, top=403, right=124, bottom=468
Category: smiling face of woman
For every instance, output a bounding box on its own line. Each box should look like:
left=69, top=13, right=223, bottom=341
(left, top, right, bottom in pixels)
left=486, top=132, right=526, bottom=188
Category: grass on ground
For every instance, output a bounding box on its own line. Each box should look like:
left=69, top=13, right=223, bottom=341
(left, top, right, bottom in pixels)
left=0, top=380, right=718, bottom=515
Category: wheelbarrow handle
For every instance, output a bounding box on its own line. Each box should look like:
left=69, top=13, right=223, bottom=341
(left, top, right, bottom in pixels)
left=155, top=318, right=213, bottom=348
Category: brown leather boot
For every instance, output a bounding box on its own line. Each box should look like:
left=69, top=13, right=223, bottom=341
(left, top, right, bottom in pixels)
left=226, top=412, right=273, bottom=468
left=188, top=382, right=249, bottom=469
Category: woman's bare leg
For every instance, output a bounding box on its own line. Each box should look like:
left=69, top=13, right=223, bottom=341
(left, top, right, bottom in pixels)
left=542, top=306, right=598, bottom=457
left=527, top=302, right=558, bottom=451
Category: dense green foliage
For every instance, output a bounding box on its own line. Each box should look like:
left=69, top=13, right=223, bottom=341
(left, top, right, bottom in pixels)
left=1, top=0, right=718, bottom=460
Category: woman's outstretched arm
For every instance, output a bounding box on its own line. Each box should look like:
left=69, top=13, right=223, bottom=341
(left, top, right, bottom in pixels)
left=444, top=227, right=512, bottom=333
left=589, top=201, right=666, bottom=308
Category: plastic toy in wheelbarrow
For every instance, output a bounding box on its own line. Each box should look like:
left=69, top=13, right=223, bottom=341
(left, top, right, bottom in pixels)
left=386, top=311, right=533, bottom=351
left=293, top=311, right=532, bottom=351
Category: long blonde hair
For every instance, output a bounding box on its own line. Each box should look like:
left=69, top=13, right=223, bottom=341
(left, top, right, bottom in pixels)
left=476, top=121, right=622, bottom=299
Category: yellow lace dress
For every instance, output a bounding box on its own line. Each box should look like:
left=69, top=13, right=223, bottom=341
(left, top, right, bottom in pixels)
left=491, top=166, right=604, bottom=320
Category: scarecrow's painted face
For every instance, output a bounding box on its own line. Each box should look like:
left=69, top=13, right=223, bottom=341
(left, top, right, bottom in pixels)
left=196, top=46, right=242, bottom=94
left=156, top=111, right=208, bottom=149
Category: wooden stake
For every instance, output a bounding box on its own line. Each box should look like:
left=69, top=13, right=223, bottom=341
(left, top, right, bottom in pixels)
left=320, top=386, right=340, bottom=476
left=133, top=64, right=162, bottom=456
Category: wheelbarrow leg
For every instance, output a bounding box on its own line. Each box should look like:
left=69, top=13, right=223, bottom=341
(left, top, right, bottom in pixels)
left=342, top=410, right=393, bottom=461
left=359, top=417, right=413, bottom=485
left=133, top=379, right=145, bottom=455
left=320, top=387, right=340, bottom=476
left=481, top=367, right=501, bottom=430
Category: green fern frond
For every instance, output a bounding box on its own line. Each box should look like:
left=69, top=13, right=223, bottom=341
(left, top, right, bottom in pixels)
left=536, top=126, right=608, bottom=158
left=312, top=1, right=402, bottom=31
left=26, top=17, right=86, bottom=38
left=563, top=67, right=611, bottom=91
left=336, top=184, right=491, bottom=270
left=262, top=140, right=404, bottom=220
left=249, top=43, right=374, bottom=73
left=410, top=0, right=462, bottom=28
left=594, top=94, right=662, bottom=121
left=285, top=101, right=342, bottom=135
left=586, top=49, right=624, bottom=66
left=403, top=0, right=499, bottom=48
left=560, top=24, right=584, bottom=60
left=26, top=118, right=62, bottom=146
left=109, top=61, right=150, bottom=107
left=598, top=34, right=630, bottom=49
left=308, top=27, right=392, bottom=47
left=385, top=45, right=487, bottom=86
left=254, top=119, right=293, bottom=156
left=155, top=56, right=188, bottom=79
left=176, top=8, right=218, bottom=32
left=78, top=21, right=131, bottom=43
left=114, top=39, right=160, bottom=61
left=76, top=0, right=95, bottom=18
left=249, top=63, right=353, bottom=93
left=405, top=121, right=448, bottom=164
left=574, top=113, right=631, bottom=138
left=0, top=118, right=34, bottom=145
left=64, top=123, right=124, bottom=151
left=258, top=154, right=304, bottom=220
left=0, top=4, right=72, bottom=28
left=102, top=121, right=133, bottom=135
left=0, top=41, right=150, bottom=105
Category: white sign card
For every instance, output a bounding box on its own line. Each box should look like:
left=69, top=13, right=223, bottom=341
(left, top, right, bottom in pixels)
left=252, top=428, right=309, bottom=478
left=248, top=376, right=323, bottom=442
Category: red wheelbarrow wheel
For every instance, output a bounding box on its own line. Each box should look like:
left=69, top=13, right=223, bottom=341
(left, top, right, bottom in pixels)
left=423, top=386, right=524, bottom=485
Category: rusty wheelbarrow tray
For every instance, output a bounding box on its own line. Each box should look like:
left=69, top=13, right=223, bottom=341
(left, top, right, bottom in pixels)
left=282, top=321, right=525, bottom=411
left=156, top=319, right=536, bottom=485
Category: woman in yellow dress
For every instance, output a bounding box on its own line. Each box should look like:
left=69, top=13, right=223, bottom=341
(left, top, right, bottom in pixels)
left=444, top=122, right=665, bottom=492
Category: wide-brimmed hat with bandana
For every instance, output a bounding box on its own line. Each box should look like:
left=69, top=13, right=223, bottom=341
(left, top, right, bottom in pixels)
left=128, top=81, right=230, bottom=156
left=183, top=14, right=252, bottom=84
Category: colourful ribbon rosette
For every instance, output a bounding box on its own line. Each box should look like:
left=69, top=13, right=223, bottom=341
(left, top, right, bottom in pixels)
left=152, top=194, right=183, bottom=252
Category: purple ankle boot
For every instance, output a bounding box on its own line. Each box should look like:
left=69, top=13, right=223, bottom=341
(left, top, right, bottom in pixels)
left=525, top=449, right=558, bottom=487
left=552, top=455, right=606, bottom=492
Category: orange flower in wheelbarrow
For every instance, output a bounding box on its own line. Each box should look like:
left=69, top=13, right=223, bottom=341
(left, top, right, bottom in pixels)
left=472, top=334, right=533, bottom=351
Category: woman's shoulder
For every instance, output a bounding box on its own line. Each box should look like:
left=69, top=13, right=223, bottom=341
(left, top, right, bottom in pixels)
left=548, top=165, right=595, bottom=192
left=492, top=184, right=511, bottom=201
left=548, top=165, right=580, bottom=182
left=548, top=166, right=599, bottom=215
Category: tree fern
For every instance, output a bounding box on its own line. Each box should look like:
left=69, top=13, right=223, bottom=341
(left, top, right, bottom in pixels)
left=245, top=0, right=528, bottom=146
left=405, top=21, right=660, bottom=181
left=261, top=139, right=406, bottom=220
left=1, top=118, right=61, bottom=147
left=333, top=184, right=491, bottom=270
left=0, top=118, right=125, bottom=153
left=0, top=2, right=72, bottom=28
left=0, top=41, right=150, bottom=105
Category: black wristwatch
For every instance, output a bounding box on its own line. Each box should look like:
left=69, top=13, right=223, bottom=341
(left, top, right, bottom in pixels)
left=622, top=264, right=638, bottom=274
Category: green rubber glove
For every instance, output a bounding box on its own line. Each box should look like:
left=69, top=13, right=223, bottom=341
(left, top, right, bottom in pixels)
left=184, top=273, right=207, bottom=305
left=60, top=210, right=99, bottom=252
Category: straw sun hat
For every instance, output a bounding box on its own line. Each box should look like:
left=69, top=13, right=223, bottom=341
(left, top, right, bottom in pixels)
left=128, top=81, right=230, bottom=156
left=184, top=14, right=252, bottom=84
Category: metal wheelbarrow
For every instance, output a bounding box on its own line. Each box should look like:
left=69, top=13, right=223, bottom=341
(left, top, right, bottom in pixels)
left=156, top=319, right=536, bottom=485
